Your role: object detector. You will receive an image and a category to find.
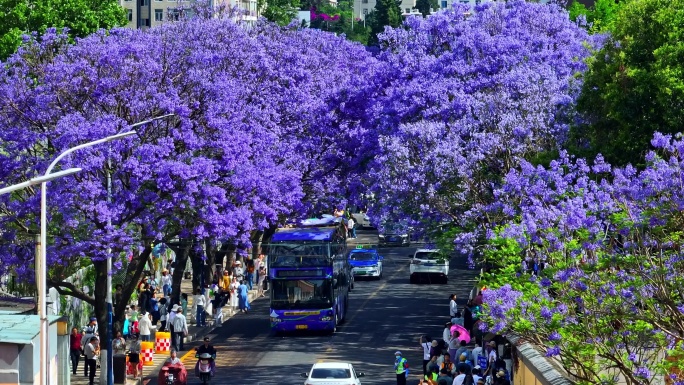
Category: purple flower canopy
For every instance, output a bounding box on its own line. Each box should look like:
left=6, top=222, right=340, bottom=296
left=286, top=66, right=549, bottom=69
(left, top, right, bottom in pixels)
left=365, top=0, right=599, bottom=230
left=0, top=18, right=380, bottom=279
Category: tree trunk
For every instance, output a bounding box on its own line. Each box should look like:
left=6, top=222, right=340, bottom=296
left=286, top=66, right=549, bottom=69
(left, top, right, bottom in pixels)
left=204, top=239, right=217, bottom=284
left=112, top=245, right=153, bottom=326
left=167, top=240, right=192, bottom=304
left=93, top=260, right=109, bottom=341
left=251, top=230, right=264, bottom=260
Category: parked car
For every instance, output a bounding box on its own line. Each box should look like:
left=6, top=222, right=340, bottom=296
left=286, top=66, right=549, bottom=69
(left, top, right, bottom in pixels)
left=409, top=249, right=448, bottom=284
left=348, top=249, right=383, bottom=279
left=300, top=362, right=365, bottom=385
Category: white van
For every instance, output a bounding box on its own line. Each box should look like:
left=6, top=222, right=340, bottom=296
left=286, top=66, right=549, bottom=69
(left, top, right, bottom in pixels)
left=409, top=249, right=448, bottom=284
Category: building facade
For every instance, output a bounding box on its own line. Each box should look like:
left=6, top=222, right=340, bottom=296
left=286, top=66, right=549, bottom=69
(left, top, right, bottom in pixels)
left=352, top=0, right=547, bottom=22
left=119, top=0, right=258, bottom=29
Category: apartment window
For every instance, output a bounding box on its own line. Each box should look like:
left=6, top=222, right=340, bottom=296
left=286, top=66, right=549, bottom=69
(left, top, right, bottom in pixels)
left=441, top=0, right=447, bottom=7
left=142, top=18, right=150, bottom=27
left=140, top=0, right=149, bottom=5
left=363, top=8, right=368, bottom=14
left=405, top=8, right=410, bottom=12
left=155, top=9, right=163, bottom=21
left=475, top=0, right=481, bottom=4
left=127, top=9, right=133, bottom=21
left=154, top=0, right=162, bottom=2
left=362, top=0, right=368, bottom=3
left=460, top=0, right=469, bottom=3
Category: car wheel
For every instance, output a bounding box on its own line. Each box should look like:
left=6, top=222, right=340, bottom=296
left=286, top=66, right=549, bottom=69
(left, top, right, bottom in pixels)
left=442, top=277, right=448, bottom=284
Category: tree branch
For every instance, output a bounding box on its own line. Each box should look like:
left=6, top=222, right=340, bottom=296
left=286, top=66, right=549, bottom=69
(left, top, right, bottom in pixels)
left=47, top=278, right=95, bottom=305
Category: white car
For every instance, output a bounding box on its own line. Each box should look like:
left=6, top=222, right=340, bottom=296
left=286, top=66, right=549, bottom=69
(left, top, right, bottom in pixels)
left=409, top=249, right=449, bottom=284
left=300, top=362, right=365, bottom=385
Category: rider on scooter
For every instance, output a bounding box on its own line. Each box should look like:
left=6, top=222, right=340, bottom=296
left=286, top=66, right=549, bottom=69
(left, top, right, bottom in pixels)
left=195, top=337, right=217, bottom=377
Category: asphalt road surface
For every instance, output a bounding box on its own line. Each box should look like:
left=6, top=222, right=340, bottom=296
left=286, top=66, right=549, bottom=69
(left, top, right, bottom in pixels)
left=179, top=229, right=479, bottom=385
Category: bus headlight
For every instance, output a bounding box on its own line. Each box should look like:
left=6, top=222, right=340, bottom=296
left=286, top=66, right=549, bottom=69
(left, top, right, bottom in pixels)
left=270, top=317, right=282, bottom=323
left=321, top=316, right=332, bottom=321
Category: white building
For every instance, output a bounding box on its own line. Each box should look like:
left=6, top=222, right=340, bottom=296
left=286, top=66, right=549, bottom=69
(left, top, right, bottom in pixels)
left=120, top=0, right=258, bottom=29
left=352, top=0, right=546, bottom=22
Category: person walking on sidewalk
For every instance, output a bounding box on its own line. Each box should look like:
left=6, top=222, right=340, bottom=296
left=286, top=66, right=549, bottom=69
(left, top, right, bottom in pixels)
left=246, top=259, right=255, bottom=290
left=348, top=216, right=356, bottom=239
left=69, top=327, right=82, bottom=375
left=394, top=351, right=409, bottom=385
left=139, top=312, right=152, bottom=341
left=238, top=279, right=250, bottom=313
left=84, top=337, right=99, bottom=385
left=162, top=269, right=172, bottom=297
left=229, top=276, right=239, bottom=314
left=171, top=306, right=188, bottom=351
left=257, top=263, right=267, bottom=298
left=194, top=287, right=207, bottom=327
left=128, top=334, right=141, bottom=380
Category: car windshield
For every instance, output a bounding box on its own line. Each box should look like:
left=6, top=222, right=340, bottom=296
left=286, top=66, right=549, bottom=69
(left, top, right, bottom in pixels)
left=311, top=368, right=351, bottom=379
left=350, top=252, right=375, bottom=261
left=415, top=252, right=439, bottom=261
left=383, top=225, right=407, bottom=233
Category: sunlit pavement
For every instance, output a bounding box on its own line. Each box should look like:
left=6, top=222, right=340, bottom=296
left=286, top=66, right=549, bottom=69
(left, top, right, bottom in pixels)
left=174, top=229, right=479, bottom=385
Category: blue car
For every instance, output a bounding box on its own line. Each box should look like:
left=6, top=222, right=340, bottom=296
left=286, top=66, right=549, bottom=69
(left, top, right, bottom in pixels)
left=348, top=249, right=384, bottom=279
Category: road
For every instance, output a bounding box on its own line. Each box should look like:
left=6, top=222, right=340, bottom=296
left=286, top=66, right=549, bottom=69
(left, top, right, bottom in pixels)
left=177, top=229, right=479, bottom=385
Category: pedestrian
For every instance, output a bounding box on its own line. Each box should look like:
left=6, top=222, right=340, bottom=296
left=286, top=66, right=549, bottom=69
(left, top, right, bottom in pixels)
left=442, top=322, right=452, bottom=346
left=230, top=276, right=239, bottom=314
left=257, top=255, right=267, bottom=297
left=233, top=260, right=244, bottom=281
left=81, top=317, right=98, bottom=347
left=220, top=270, right=231, bottom=306
left=452, top=365, right=475, bottom=385
left=449, top=294, right=458, bottom=318
left=194, top=287, right=207, bottom=327
left=128, top=334, right=141, bottom=379
left=448, top=331, right=460, bottom=360
left=463, top=301, right=474, bottom=333
left=137, top=283, right=149, bottom=313
left=168, top=304, right=178, bottom=350
left=482, top=341, right=497, bottom=379
left=237, top=279, right=250, bottom=313
left=181, top=293, right=189, bottom=317
left=129, top=304, right=139, bottom=336
left=427, top=354, right=440, bottom=374
left=139, top=312, right=152, bottom=342
left=440, top=353, right=455, bottom=377
left=246, top=259, right=255, bottom=290
left=150, top=290, right=160, bottom=325
left=171, top=305, right=188, bottom=351
left=84, top=336, right=99, bottom=385
left=454, top=340, right=470, bottom=364
left=162, top=269, right=172, bottom=297
left=420, top=335, right=432, bottom=376
left=424, top=366, right=438, bottom=384
left=113, top=330, right=127, bottom=355
left=394, top=351, right=409, bottom=385
left=457, top=353, right=473, bottom=375
left=436, top=368, right=451, bottom=384
left=492, top=370, right=510, bottom=385
left=159, top=297, right=168, bottom=331
left=348, top=216, right=356, bottom=239
left=69, top=327, right=82, bottom=375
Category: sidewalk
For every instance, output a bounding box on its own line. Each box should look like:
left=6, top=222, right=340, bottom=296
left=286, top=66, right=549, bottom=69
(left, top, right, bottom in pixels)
left=71, top=274, right=262, bottom=385
left=139, top=275, right=262, bottom=385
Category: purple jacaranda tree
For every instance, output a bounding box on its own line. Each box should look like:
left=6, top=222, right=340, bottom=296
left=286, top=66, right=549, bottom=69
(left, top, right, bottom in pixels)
left=476, top=133, right=684, bottom=384
left=0, top=15, right=378, bottom=338
left=364, top=1, right=600, bottom=240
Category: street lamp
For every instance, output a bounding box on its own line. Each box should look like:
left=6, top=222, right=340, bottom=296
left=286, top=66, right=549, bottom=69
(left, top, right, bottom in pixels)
left=0, top=168, right=83, bottom=196
left=37, top=131, right=136, bottom=385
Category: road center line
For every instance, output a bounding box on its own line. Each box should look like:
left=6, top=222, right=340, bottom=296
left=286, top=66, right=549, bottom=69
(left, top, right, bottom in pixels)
left=344, top=259, right=406, bottom=326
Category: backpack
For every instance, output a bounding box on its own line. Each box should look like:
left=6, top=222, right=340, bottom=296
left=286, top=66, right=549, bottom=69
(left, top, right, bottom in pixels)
left=463, top=375, right=475, bottom=385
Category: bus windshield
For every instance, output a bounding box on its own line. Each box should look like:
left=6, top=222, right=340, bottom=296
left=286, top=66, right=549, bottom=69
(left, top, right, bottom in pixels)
left=268, top=243, right=330, bottom=267
left=271, top=279, right=333, bottom=310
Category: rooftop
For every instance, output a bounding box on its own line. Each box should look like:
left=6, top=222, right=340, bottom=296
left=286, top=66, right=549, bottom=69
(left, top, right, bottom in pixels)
left=0, top=314, right=66, bottom=344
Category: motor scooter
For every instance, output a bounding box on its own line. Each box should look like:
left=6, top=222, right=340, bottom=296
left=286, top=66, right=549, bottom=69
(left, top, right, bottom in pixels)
left=194, top=352, right=215, bottom=385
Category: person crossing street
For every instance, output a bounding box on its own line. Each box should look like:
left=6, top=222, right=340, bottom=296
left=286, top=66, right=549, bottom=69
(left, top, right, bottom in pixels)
left=394, top=351, right=409, bottom=385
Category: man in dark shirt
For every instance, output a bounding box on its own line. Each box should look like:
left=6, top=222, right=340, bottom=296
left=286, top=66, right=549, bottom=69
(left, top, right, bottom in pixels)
left=195, top=337, right=217, bottom=376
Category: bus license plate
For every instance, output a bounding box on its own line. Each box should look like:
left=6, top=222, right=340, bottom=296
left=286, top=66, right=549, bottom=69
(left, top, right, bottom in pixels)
left=296, top=325, right=308, bottom=330
left=357, top=271, right=366, bottom=275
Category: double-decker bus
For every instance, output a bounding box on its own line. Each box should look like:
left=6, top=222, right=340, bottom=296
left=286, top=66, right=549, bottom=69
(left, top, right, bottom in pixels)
left=266, top=217, right=351, bottom=334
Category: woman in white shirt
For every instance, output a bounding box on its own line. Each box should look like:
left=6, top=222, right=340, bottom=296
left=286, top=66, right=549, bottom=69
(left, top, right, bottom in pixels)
left=229, top=277, right=240, bottom=314
left=449, top=294, right=458, bottom=318
left=194, top=288, right=207, bottom=327
left=420, top=335, right=432, bottom=376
